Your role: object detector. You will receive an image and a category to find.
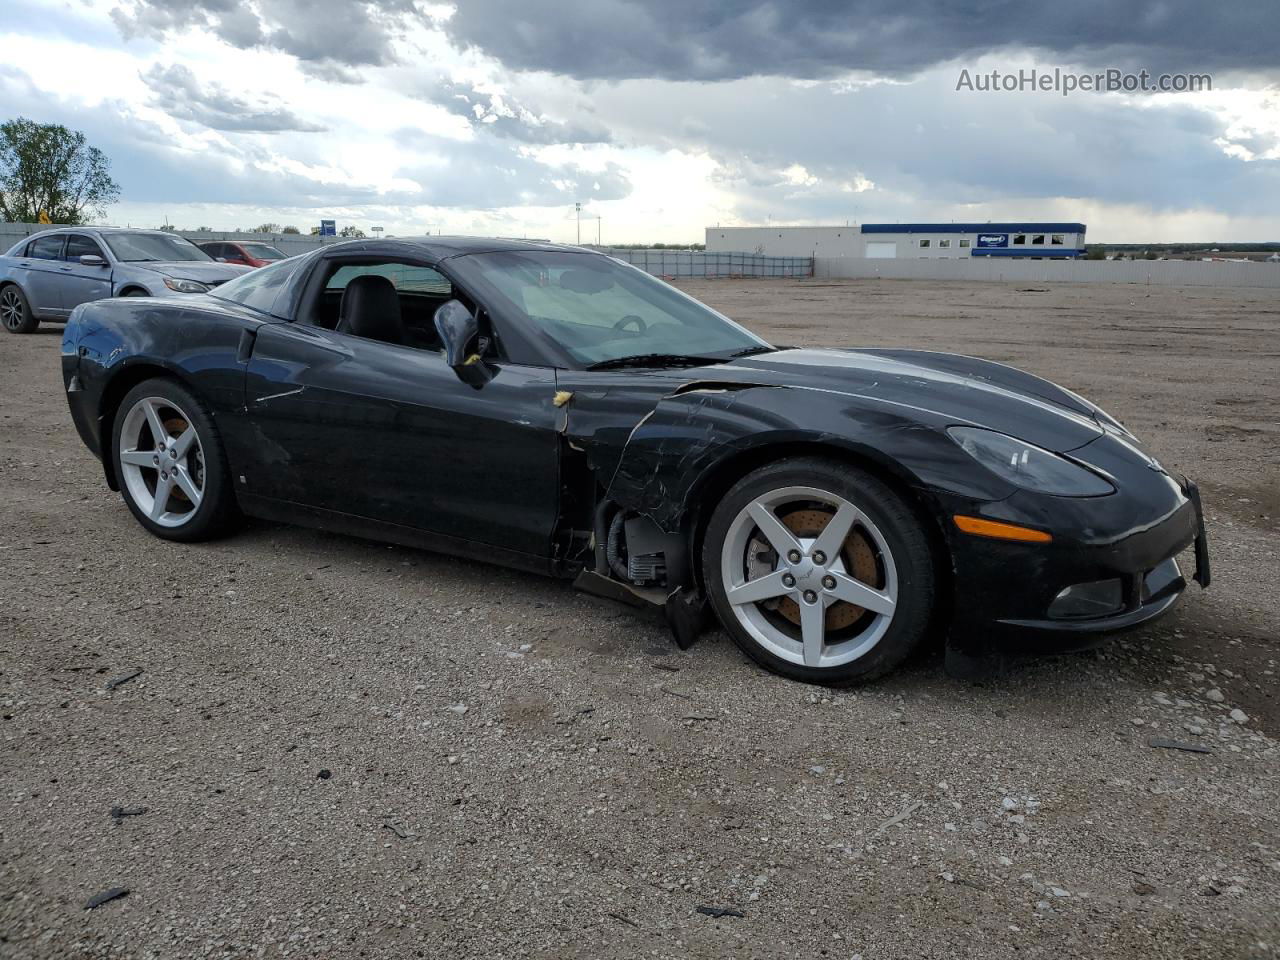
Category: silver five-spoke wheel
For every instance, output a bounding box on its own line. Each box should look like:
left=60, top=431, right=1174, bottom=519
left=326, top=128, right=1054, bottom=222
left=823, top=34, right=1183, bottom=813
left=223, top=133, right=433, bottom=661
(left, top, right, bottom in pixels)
left=721, top=485, right=898, bottom=669
left=118, top=396, right=205, bottom=528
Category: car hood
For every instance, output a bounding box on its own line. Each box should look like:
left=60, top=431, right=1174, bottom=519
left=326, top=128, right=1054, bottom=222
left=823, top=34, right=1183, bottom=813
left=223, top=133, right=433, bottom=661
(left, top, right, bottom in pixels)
left=652, top=347, right=1107, bottom=452
left=132, top=261, right=253, bottom=283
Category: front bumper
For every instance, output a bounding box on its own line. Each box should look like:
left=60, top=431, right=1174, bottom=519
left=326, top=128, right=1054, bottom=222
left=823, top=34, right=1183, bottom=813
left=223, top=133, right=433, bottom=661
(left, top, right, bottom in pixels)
left=942, top=474, right=1209, bottom=661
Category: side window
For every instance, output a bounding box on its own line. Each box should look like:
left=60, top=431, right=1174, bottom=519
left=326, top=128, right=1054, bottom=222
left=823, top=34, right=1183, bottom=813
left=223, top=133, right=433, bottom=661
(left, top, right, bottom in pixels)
left=325, top=263, right=453, bottom=296
left=1032, top=234, right=1046, bottom=245
left=958, top=238, right=971, bottom=248
left=918, top=238, right=931, bottom=248
left=29, top=235, right=65, bottom=260
left=1012, top=234, right=1027, bottom=245
left=938, top=238, right=951, bottom=248
left=310, top=260, right=455, bottom=350
left=65, top=234, right=105, bottom=261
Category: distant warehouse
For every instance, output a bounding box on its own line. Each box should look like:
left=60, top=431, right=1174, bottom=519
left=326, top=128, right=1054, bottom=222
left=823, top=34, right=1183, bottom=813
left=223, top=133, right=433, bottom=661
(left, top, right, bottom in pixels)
left=705, top=223, right=1087, bottom=259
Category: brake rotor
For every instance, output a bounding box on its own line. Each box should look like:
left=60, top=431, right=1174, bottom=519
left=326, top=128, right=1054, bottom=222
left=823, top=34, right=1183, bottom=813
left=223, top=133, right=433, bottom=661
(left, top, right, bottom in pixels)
left=769, top=508, right=880, bottom=629
left=163, top=415, right=193, bottom=503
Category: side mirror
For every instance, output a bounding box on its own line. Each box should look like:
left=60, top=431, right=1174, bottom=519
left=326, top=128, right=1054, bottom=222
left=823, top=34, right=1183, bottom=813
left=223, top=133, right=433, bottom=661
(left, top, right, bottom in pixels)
left=434, top=299, right=494, bottom=388
left=215, top=257, right=228, bottom=263
left=79, top=254, right=106, bottom=267
left=434, top=299, right=481, bottom=368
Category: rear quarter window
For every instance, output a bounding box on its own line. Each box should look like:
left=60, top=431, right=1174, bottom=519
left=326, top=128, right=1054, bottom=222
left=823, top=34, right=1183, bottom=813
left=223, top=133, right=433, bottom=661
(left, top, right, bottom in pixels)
left=209, top=256, right=305, bottom=317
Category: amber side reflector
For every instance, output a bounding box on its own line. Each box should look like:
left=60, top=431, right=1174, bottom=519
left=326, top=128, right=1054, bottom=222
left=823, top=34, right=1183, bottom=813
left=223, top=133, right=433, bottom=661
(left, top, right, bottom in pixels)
left=953, top=515, right=1053, bottom=543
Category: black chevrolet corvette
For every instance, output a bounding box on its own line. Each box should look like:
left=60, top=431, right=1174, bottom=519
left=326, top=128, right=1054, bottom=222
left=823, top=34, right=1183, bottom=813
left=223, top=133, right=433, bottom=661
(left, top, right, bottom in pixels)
left=60, top=237, right=1210, bottom=683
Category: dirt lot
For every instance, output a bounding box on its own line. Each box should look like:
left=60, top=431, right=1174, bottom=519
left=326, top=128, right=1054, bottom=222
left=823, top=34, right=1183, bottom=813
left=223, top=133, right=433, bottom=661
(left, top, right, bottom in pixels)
left=2, top=278, right=1277, bottom=959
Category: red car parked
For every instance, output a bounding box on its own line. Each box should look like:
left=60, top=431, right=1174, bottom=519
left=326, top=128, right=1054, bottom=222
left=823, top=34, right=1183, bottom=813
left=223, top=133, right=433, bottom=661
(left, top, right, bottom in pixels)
left=197, top=241, right=288, bottom=268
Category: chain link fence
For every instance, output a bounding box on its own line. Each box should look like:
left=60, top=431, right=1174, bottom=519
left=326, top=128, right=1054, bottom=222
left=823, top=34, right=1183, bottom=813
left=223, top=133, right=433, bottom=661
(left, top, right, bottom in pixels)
left=1, top=224, right=813, bottom=279
left=605, top=248, right=813, bottom=278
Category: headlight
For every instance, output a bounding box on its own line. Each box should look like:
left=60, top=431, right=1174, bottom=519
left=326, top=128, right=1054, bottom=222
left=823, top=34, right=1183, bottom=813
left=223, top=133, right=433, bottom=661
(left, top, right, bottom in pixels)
left=947, top=426, right=1114, bottom=497
left=163, top=277, right=210, bottom=294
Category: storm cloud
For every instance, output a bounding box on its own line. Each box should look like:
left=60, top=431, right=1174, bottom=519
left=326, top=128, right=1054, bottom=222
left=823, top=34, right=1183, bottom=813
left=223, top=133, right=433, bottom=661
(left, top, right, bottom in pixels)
left=443, top=0, right=1279, bottom=81
left=112, top=0, right=424, bottom=73
left=142, top=64, right=327, bottom=133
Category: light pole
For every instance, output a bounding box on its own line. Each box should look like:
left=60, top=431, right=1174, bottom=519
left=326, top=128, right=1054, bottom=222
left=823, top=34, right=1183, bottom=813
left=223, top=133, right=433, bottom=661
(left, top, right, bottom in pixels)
left=575, top=202, right=582, bottom=244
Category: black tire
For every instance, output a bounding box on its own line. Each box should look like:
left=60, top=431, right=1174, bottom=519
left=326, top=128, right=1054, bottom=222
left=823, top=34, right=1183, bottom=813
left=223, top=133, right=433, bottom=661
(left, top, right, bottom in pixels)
left=1, top=285, right=38, bottom=334
left=703, top=457, right=936, bottom=685
left=121, top=289, right=148, bottom=297
left=111, top=377, right=240, bottom=542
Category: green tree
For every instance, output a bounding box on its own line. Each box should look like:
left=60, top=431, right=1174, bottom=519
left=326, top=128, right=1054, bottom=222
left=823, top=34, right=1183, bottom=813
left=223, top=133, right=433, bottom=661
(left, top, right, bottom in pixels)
left=339, top=225, right=366, bottom=238
left=281, top=225, right=300, bottom=234
left=252, top=222, right=281, bottom=234
left=0, top=117, right=119, bottom=224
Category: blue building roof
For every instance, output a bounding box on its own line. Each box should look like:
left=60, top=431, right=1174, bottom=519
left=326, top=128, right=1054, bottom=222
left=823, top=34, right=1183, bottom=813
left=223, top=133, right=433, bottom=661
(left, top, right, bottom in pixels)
left=861, top=222, right=1086, bottom=234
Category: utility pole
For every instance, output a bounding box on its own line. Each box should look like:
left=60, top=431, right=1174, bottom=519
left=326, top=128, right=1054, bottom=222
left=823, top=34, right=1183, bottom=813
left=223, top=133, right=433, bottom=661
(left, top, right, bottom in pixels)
left=575, top=202, right=582, bottom=244
left=597, top=216, right=601, bottom=246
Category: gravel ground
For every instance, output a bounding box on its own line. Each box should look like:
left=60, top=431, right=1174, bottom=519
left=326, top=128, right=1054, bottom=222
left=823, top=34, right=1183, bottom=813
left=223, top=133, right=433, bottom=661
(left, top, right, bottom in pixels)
left=1, top=278, right=1277, bottom=959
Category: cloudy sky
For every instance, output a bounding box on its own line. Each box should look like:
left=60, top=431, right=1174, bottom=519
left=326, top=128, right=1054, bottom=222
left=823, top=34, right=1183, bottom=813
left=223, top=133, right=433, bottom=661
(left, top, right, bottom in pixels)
left=3, top=0, right=1278, bottom=242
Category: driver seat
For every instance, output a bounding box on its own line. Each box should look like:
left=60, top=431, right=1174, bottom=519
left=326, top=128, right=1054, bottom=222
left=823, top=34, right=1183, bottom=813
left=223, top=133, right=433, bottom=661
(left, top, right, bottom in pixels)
left=337, top=275, right=404, bottom=345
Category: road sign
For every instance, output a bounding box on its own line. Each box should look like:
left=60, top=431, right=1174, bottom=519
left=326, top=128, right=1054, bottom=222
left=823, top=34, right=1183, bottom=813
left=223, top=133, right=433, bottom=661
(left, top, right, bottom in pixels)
left=320, top=219, right=336, bottom=237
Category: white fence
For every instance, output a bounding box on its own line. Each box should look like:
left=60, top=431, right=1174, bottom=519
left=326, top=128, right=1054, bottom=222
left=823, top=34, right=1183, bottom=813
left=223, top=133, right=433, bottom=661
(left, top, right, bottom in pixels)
left=813, top=255, right=1280, bottom=289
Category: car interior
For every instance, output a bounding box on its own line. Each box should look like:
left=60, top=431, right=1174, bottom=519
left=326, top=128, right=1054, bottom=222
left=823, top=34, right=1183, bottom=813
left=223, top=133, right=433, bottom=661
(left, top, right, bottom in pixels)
left=304, top=260, right=461, bottom=351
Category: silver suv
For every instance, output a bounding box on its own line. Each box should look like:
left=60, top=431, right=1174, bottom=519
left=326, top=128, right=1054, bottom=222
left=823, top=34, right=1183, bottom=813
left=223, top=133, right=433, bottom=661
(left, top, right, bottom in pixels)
left=0, top=227, right=252, bottom=333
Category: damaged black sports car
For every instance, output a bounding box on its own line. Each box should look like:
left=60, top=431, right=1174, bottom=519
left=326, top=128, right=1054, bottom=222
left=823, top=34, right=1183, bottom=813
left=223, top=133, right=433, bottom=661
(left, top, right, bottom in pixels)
left=60, top=237, right=1210, bottom=683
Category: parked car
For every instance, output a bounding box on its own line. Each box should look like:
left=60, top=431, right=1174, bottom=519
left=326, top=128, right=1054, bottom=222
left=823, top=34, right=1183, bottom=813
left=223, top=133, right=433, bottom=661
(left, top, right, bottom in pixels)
left=0, top=227, right=252, bottom=333
left=197, top=240, right=288, bottom=268
left=58, top=237, right=1209, bottom=684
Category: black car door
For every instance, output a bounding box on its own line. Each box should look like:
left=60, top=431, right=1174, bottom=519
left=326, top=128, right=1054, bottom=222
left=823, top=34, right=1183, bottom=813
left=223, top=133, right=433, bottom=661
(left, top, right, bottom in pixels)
left=240, top=275, right=562, bottom=563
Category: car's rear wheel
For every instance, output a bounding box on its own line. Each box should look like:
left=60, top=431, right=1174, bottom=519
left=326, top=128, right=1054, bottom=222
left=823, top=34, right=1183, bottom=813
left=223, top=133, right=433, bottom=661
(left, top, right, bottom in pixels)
left=112, top=378, right=239, bottom=541
left=1, top=285, right=38, bottom=334
left=703, top=457, right=936, bottom=684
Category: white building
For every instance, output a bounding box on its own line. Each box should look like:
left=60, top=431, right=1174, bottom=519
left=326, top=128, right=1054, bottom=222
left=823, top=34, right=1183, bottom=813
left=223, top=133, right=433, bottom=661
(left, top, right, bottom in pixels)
left=705, top=222, right=1088, bottom=259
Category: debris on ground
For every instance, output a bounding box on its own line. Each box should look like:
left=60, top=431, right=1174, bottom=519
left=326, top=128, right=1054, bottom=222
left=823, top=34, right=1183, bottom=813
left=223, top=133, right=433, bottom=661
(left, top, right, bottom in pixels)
left=696, top=906, right=746, bottom=919
left=84, top=887, right=129, bottom=910
left=104, top=670, right=143, bottom=691
left=109, top=806, right=148, bottom=820
left=1148, top=737, right=1213, bottom=754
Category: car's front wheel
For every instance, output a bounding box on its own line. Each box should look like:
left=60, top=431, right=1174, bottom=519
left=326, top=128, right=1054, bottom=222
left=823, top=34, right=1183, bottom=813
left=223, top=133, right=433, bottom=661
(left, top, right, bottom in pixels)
left=703, top=457, right=936, bottom=684
left=0, top=285, right=38, bottom=334
left=111, top=378, right=239, bottom=541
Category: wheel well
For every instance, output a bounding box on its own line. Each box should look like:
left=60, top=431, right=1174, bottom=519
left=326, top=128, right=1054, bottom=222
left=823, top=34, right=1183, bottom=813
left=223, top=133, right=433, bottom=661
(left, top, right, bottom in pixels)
left=684, top=442, right=954, bottom=609
left=117, top=285, right=148, bottom=297
left=98, top=364, right=187, bottom=489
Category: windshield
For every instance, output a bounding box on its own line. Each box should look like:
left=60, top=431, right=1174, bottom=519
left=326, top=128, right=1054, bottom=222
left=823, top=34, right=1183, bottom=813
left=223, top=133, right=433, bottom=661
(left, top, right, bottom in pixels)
left=448, top=250, right=770, bottom=366
left=104, top=233, right=213, bottom=263
left=241, top=243, right=286, bottom=260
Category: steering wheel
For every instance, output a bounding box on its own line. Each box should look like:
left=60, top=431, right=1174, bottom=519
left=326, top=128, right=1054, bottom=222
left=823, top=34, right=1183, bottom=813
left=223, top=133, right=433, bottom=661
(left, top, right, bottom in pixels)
left=614, top=314, right=647, bottom=334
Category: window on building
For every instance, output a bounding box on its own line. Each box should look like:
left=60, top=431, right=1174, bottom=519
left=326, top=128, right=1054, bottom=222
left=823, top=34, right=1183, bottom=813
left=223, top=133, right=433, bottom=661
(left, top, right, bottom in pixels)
left=1032, top=234, right=1045, bottom=245
left=1051, top=234, right=1064, bottom=245
left=939, top=239, right=951, bottom=248
left=919, top=239, right=931, bottom=248
left=1012, top=234, right=1026, bottom=245
left=959, top=239, right=970, bottom=248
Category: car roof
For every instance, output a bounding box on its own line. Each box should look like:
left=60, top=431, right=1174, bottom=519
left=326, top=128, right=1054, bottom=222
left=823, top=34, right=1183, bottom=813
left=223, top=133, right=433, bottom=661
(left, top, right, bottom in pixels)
left=22, top=226, right=181, bottom=237
left=324, top=235, right=598, bottom=260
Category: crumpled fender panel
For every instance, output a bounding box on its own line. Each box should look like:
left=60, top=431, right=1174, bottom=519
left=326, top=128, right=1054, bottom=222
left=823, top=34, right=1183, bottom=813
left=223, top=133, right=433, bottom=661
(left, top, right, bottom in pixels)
left=568, top=381, right=1017, bottom=538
